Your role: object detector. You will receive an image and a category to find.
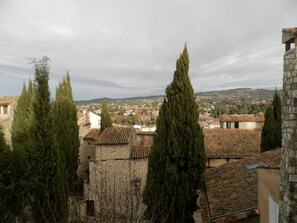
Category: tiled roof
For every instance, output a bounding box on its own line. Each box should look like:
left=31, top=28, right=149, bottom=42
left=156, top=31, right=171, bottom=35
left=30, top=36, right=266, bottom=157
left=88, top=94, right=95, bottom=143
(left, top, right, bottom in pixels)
left=131, top=145, right=151, bottom=159
left=203, top=148, right=280, bottom=221
left=204, top=129, right=261, bottom=157
left=0, top=96, right=19, bottom=105
left=96, top=127, right=133, bottom=145
left=209, top=121, right=220, bottom=125
left=83, top=128, right=100, bottom=140
left=219, top=113, right=264, bottom=122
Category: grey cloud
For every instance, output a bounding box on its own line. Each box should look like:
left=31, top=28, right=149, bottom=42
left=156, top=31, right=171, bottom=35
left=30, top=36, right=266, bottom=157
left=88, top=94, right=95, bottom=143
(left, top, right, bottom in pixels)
left=0, top=0, right=296, bottom=99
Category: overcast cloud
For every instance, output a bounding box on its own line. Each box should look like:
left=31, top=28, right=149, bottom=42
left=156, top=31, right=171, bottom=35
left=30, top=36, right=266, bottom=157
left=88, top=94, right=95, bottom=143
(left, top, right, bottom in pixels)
left=0, top=0, right=296, bottom=99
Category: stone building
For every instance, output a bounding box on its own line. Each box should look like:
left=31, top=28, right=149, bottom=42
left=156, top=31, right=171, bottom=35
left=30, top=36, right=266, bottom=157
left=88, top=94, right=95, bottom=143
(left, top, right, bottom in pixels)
left=83, top=127, right=153, bottom=221
left=279, top=27, right=297, bottom=223
left=0, top=96, right=19, bottom=147
left=77, top=128, right=100, bottom=178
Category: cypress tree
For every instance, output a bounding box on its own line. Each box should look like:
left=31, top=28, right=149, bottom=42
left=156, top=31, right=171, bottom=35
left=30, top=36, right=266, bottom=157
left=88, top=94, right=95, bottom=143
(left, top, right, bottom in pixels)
left=100, top=98, right=112, bottom=133
left=12, top=79, right=35, bottom=152
left=272, top=89, right=281, bottom=148
left=261, top=107, right=276, bottom=152
left=143, top=46, right=206, bottom=222
left=0, top=126, right=15, bottom=222
left=53, top=72, right=80, bottom=193
left=29, top=57, right=67, bottom=222
left=11, top=82, right=28, bottom=151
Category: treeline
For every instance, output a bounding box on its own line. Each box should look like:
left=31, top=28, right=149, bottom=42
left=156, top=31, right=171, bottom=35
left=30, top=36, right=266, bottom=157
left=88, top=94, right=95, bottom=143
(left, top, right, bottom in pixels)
left=0, top=57, right=80, bottom=223
left=210, top=102, right=270, bottom=118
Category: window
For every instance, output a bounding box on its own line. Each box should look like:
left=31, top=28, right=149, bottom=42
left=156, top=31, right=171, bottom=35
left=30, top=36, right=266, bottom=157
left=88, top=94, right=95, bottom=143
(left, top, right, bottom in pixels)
left=86, top=200, right=95, bottom=216
left=226, top=122, right=231, bottom=129
left=246, top=162, right=266, bottom=170
left=234, top=122, right=239, bottom=128
left=269, top=197, right=279, bottom=223
left=2, top=105, right=8, bottom=114
left=87, top=142, right=91, bottom=146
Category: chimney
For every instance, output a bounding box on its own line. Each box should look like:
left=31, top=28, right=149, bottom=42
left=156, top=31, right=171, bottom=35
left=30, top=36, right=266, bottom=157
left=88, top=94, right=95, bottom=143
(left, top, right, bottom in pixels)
left=279, top=27, right=297, bottom=223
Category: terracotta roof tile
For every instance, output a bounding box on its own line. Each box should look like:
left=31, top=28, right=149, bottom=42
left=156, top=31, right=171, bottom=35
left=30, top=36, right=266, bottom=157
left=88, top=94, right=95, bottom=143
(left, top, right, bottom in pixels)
left=83, top=128, right=100, bottom=140
left=203, top=148, right=280, bottom=220
left=0, top=96, right=19, bottom=105
left=204, top=129, right=261, bottom=157
left=131, top=145, right=151, bottom=159
left=219, top=113, right=264, bottom=122
left=96, top=127, right=134, bottom=145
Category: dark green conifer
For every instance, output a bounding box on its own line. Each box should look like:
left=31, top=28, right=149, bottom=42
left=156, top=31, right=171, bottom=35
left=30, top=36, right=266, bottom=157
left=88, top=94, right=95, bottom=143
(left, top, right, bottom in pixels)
left=100, top=98, right=113, bottom=133
left=272, top=89, right=281, bottom=148
left=53, top=72, right=80, bottom=192
left=261, top=107, right=276, bottom=152
left=0, top=126, right=15, bottom=222
left=29, top=57, right=67, bottom=222
left=143, top=46, right=206, bottom=222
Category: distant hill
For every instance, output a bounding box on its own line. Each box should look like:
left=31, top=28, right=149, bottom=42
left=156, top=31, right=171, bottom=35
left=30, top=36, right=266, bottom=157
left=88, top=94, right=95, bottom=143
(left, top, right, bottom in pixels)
left=74, top=88, right=280, bottom=105
left=196, top=88, right=280, bottom=101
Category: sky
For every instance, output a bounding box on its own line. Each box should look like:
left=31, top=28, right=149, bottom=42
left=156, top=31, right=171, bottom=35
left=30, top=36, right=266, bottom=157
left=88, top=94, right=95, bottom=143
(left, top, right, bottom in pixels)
left=0, top=0, right=297, bottom=100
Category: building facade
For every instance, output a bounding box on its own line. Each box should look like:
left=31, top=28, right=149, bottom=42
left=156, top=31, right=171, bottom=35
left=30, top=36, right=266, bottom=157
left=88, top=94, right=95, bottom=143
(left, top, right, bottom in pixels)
left=219, top=114, right=264, bottom=129
left=279, top=27, right=297, bottom=223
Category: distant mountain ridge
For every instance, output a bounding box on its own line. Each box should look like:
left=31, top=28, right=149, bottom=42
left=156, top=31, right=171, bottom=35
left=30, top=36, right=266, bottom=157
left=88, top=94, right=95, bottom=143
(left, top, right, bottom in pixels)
left=74, top=88, right=280, bottom=105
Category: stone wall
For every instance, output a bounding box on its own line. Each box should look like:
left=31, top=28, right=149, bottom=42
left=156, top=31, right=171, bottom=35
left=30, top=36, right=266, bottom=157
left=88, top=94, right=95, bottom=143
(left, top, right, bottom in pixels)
left=280, top=46, right=297, bottom=222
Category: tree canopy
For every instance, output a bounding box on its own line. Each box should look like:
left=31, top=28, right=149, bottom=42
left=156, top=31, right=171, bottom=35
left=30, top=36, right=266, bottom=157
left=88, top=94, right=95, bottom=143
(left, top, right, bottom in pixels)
left=143, top=46, right=206, bottom=222
left=100, top=98, right=113, bottom=133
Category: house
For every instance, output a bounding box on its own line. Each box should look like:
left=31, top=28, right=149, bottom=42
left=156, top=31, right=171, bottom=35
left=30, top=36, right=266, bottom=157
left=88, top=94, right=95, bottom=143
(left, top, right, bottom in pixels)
left=219, top=113, right=264, bottom=129
left=208, top=120, right=220, bottom=129
left=77, top=128, right=100, bottom=178
left=258, top=166, right=280, bottom=223
left=204, top=129, right=261, bottom=168
left=0, top=96, right=19, bottom=146
left=200, top=148, right=280, bottom=223
left=77, top=110, right=101, bottom=144
left=82, top=127, right=152, bottom=221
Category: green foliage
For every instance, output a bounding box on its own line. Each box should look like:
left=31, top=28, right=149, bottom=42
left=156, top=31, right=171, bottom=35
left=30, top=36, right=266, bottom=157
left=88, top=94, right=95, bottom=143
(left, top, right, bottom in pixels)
left=0, top=126, right=15, bottom=222
left=53, top=72, right=80, bottom=193
left=143, top=46, right=206, bottom=222
left=100, top=98, right=113, bottom=133
left=0, top=126, right=30, bottom=223
left=11, top=80, right=35, bottom=151
left=29, top=57, right=68, bottom=222
left=261, top=107, right=276, bottom=152
left=273, top=89, right=282, bottom=148
left=260, top=90, right=282, bottom=152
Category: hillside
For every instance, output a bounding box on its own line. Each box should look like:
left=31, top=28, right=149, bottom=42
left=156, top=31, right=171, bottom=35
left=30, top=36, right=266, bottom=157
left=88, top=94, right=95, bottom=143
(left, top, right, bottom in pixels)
left=75, top=88, right=280, bottom=105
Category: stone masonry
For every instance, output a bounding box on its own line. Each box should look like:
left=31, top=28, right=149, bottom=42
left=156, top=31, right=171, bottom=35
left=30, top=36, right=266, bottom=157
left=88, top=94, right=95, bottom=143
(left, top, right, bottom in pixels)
left=280, top=27, right=297, bottom=223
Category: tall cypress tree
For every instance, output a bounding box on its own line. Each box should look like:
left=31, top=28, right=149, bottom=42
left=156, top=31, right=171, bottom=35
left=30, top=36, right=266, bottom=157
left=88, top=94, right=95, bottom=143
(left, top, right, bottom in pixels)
left=0, top=126, right=15, bottom=222
left=29, top=57, right=67, bottom=222
left=53, top=73, right=80, bottom=192
left=272, top=89, right=281, bottom=148
left=260, top=107, right=276, bottom=152
left=143, top=46, right=206, bottom=222
left=12, top=79, right=35, bottom=152
left=100, top=98, right=112, bottom=133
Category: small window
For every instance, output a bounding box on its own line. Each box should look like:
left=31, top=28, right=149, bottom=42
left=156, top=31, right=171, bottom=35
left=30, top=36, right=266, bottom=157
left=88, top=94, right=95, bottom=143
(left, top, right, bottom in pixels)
left=226, top=122, right=231, bottom=129
left=2, top=105, right=8, bottom=114
left=87, top=142, right=91, bottom=146
left=234, top=122, right=239, bottom=129
left=246, top=162, right=266, bottom=170
left=88, top=156, right=91, bottom=160
left=86, top=200, right=95, bottom=216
